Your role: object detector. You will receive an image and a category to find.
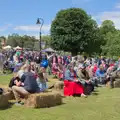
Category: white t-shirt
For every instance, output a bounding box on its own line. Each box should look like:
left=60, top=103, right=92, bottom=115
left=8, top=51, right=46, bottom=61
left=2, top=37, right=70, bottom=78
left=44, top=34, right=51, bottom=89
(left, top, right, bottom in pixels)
left=17, top=70, right=24, bottom=79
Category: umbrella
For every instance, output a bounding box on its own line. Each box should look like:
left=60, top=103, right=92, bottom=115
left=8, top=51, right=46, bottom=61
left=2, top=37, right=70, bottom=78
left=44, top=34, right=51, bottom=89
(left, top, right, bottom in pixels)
left=3, top=45, right=12, bottom=50
left=14, top=46, right=22, bottom=50
left=42, top=48, right=55, bottom=52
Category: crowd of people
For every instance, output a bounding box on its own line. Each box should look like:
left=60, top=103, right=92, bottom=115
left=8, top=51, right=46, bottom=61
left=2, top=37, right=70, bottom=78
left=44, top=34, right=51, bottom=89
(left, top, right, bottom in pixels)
left=0, top=49, right=120, bottom=105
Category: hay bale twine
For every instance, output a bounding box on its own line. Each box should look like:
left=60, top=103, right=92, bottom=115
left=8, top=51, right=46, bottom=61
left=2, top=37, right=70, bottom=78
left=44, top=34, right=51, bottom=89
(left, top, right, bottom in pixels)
left=24, top=92, right=62, bottom=108
left=54, top=81, right=64, bottom=91
left=0, top=94, right=9, bottom=108
left=114, top=79, right=120, bottom=88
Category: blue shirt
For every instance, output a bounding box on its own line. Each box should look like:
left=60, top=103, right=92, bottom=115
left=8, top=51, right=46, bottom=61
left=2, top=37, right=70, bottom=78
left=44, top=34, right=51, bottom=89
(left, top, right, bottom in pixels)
left=64, top=70, right=77, bottom=81
left=96, top=69, right=105, bottom=78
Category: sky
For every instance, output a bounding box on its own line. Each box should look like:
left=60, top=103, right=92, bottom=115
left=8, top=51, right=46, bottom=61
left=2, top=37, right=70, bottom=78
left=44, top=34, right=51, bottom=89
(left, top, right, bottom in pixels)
left=0, top=0, right=120, bottom=38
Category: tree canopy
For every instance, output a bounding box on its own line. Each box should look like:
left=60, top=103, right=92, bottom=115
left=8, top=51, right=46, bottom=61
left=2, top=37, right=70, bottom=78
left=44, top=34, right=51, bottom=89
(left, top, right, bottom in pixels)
left=0, top=34, right=51, bottom=51
left=6, top=34, right=37, bottom=50
left=1, top=8, right=120, bottom=57
left=101, top=29, right=120, bottom=57
left=51, top=8, right=101, bottom=56
left=100, top=20, right=116, bottom=35
left=42, top=35, right=51, bottom=48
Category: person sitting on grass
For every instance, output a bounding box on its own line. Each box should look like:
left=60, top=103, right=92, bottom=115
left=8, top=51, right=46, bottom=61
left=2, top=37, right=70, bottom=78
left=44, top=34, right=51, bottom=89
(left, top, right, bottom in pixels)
left=77, top=64, right=95, bottom=95
left=64, top=65, right=86, bottom=97
left=95, top=65, right=106, bottom=84
left=36, top=66, right=48, bottom=92
left=36, top=70, right=48, bottom=92
left=12, top=65, right=40, bottom=105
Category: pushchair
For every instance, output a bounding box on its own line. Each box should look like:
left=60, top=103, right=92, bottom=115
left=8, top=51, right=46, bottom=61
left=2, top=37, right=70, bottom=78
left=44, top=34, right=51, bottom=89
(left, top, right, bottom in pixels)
left=3, top=61, right=14, bottom=74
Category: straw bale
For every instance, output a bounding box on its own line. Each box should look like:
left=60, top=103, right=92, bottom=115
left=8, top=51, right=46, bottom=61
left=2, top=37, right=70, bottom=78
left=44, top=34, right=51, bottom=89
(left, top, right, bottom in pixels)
left=24, top=92, right=62, bottom=108
left=111, top=71, right=120, bottom=79
left=4, top=91, right=15, bottom=100
left=54, top=81, right=64, bottom=91
left=1, top=87, right=15, bottom=100
left=114, top=79, right=120, bottom=88
left=0, top=94, right=9, bottom=108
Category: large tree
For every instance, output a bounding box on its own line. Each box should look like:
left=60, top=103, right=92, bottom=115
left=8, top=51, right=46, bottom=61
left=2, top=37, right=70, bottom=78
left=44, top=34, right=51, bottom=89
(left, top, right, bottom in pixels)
left=22, top=35, right=36, bottom=50
left=100, top=20, right=117, bottom=55
left=102, top=30, right=120, bottom=57
left=51, top=8, right=101, bottom=56
left=100, top=20, right=116, bottom=46
left=7, top=34, right=21, bottom=47
left=42, top=35, right=51, bottom=48
left=100, top=20, right=116, bottom=35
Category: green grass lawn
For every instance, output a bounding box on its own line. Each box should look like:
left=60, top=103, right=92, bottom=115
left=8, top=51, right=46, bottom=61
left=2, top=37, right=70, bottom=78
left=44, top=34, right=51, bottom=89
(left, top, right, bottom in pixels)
left=0, top=74, right=13, bottom=86
left=0, top=75, right=120, bottom=120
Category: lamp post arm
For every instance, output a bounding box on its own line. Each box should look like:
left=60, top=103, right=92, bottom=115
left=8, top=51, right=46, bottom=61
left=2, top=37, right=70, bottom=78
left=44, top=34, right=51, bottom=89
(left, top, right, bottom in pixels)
left=36, top=18, right=44, bottom=51
left=38, top=18, right=44, bottom=32
left=38, top=18, right=44, bottom=52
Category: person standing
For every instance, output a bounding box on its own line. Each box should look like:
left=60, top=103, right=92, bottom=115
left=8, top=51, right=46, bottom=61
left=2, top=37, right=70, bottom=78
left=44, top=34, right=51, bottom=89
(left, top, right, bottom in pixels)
left=0, top=51, right=5, bottom=74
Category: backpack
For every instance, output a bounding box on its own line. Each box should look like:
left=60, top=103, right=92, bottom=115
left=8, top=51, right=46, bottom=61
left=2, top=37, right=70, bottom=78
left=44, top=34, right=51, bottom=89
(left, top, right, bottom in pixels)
left=0, top=88, right=3, bottom=95
left=40, top=60, right=49, bottom=68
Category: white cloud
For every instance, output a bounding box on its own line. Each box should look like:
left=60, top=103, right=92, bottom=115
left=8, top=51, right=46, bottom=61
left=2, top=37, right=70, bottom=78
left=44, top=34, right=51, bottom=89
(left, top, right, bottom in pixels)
left=14, top=24, right=51, bottom=34
left=95, top=11, right=120, bottom=29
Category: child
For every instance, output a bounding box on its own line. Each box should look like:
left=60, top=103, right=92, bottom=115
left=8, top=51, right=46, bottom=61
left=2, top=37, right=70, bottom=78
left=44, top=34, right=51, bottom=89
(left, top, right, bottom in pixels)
left=36, top=72, right=47, bottom=92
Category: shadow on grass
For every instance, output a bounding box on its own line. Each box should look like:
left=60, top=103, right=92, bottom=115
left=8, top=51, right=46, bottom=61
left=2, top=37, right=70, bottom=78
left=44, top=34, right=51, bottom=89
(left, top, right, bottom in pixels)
left=92, top=89, right=99, bottom=96
left=92, top=92, right=99, bottom=96
left=0, top=102, right=14, bottom=110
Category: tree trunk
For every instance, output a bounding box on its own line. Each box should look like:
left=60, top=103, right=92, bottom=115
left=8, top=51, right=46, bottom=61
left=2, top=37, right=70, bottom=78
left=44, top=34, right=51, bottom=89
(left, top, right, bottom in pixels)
left=71, top=51, right=78, bottom=56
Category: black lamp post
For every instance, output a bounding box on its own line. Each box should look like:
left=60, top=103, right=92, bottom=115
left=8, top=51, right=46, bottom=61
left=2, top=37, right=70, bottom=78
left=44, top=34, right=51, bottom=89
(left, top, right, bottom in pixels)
left=36, top=18, right=44, bottom=51
left=21, top=39, right=24, bottom=51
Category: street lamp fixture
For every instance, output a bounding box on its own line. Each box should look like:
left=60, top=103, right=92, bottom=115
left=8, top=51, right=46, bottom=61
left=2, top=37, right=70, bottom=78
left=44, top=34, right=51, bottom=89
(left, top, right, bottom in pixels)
left=36, top=18, right=44, bottom=51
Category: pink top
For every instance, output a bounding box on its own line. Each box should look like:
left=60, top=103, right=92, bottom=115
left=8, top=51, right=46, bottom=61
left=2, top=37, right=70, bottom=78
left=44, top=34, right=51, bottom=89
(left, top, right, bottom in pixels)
left=53, top=56, right=56, bottom=64
left=58, top=57, right=62, bottom=64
